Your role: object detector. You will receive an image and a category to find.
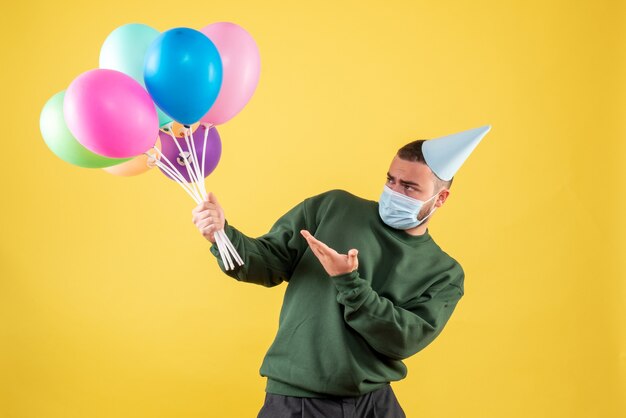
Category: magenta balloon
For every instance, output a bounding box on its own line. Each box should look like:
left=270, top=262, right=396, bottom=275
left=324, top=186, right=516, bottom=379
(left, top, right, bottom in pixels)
left=157, top=124, right=222, bottom=183
left=64, top=69, right=159, bottom=158
left=199, top=22, right=260, bottom=126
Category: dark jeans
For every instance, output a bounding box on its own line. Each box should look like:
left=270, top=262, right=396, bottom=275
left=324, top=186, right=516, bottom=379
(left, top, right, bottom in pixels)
left=257, top=383, right=406, bottom=418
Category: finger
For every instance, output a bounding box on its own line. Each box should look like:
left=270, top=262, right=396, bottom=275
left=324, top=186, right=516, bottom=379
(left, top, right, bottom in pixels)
left=301, top=233, right=326, bottom=255
left=300, top=230, right=329, bottom=251
left=301, top=232, right=324, bottom=256
left=308, top=240, right=325, bottom=254
left=197, top=218, right=215, bottom=230
left=300, top=231, right=342, bottom=263
left=349, top=249, right=359, bottom=269
left=192, top=203, right=205, bottom=215
left=300, top=230, right=316, bottom=246
left=208, top=192, right=220, bottom=205
left=201, top=223, right=214, bottom=232
left=203, top=215, right=222, bottom=227
left=192, top=209, right=211, bottom=224
left=196, top=210, right=216, bottom=222
left=310, top=237, right=334, bottom=255
left=200, top=224, right=215, bottom=237
left=310, top=241, right=334, bottom=260
left=308, top=244, right=326, bottom=262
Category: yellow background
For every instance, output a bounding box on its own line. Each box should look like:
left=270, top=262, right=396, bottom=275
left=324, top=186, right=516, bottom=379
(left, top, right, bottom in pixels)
left=1, top=0, right=624, bottom=417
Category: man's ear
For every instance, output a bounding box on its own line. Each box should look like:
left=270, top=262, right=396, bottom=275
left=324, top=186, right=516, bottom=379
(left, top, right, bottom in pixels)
left=436, top=189, right=450, bottom=207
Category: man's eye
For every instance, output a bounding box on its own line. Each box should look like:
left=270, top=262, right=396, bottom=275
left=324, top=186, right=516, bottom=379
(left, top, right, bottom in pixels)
left=403, top=185, right=414, bottom=191
left=386, top=178, right=393, bottom=184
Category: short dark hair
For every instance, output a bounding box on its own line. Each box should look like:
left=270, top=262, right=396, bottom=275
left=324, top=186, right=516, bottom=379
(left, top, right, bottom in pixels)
left=397, top=139, right=453, bottom=191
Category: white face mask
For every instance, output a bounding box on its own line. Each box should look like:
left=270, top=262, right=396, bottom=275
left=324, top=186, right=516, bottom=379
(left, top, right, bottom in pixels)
left=378, top=184, right=440, bottom=230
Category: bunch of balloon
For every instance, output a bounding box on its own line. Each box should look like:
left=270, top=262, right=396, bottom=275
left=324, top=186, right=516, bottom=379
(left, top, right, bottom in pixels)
left=39, top=24, right=168, bottom=177
left=142, top=22, right=261, bottom=270
left=39, top=22, right=261, bottom=271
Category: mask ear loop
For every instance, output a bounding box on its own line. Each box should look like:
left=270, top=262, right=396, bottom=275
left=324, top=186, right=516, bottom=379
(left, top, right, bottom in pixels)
left=416, top=191, right=442, bottom=225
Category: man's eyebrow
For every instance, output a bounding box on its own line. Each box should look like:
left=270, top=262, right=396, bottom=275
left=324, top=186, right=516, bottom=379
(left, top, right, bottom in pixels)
left=386, top=172, right=421, bottom=187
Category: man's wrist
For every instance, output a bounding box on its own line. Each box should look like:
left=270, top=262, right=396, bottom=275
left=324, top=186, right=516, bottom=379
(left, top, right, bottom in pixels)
left=329, top=269, right=359, bottom=280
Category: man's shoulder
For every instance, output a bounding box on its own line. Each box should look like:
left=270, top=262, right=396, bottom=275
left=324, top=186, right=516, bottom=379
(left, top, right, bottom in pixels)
left=427, top=238, right=465, bottom=294
left=303, top=189, right=374, bottom=223
left=306, top=188, right=370, bottom=204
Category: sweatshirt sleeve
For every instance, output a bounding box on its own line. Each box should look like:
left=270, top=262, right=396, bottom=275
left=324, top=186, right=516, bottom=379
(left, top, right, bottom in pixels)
left=330, top=265, right=464, bottom=360
left=209, top=198, right=311, bottom=288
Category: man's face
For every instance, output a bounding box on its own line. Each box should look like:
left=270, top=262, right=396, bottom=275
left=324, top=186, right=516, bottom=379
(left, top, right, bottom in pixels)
left=385, top=155, right=447, bottom=222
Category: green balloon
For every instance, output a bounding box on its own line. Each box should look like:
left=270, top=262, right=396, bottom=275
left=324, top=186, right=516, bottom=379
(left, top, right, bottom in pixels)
left=156, top=106, right=172, bottom=127
left=99, top=23, right=173, bottom=128
left=39, top=91, right=132, bottom=168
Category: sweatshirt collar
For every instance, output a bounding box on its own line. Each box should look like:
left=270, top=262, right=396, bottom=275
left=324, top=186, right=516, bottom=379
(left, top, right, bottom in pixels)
left=385, top=223, right=432, bottom=245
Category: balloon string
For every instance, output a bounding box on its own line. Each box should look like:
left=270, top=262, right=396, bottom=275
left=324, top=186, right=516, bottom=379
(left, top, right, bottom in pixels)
left=216, top=231, right=232, bottom=270
left=166, top=128, right=204, bottom=198
left=184, top=128, right=207, bottom=199
left=218, top=229, right=244, bottom=266
left=151, top=145, right=202, bottom=202
left=185, top=127, right=202, bottom=181
left=147, top=153, right=199, bottom=200
left=195, top=124, right=241, bottom=267
left=223, top=231, right=244, bottom=265
left=165, top=126, right=200, bottom=186
left=149, top=135, right=237, bottom=270
left=149, top=146, right=182, bottom=181
left=153, top=154, right=233, bottom=269
left=201, top=123, right=210, bottom=181
left=151, top=145, right=198, bottom=200
left=182, top=128, right=202, bottom=196
left=215, top=229, right=234, bottom=270
left=150, top=145, right=183, bottom=180
left=159, top=126, right=241, bottom=270
left=152, top=157, right=192, bottom=192
left=168, top=128, right=201, bottom=186
left=153, top=160, right=201, bottom=204
left=199, top=125, right=243, bottom=267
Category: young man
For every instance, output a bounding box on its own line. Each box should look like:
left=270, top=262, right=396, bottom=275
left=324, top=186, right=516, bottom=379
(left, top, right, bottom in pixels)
left=192, top=125, right=491, bottom=417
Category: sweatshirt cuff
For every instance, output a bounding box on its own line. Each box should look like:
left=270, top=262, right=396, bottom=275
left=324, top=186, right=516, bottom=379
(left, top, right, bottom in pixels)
left=330, top=269, right=371, bottom=308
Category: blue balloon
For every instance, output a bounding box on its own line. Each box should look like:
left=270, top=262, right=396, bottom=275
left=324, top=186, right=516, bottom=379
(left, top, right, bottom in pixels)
left=144, top=27, right=223, bottom=125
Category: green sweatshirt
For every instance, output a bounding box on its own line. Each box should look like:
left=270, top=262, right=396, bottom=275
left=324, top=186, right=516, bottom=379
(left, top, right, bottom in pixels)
left=209, top=189, right=464, bottom=398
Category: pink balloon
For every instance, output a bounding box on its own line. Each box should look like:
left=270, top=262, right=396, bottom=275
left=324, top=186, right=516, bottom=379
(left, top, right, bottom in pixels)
left=199, top=22, right=261, bottom=126
left=64, top=69, right=159, bottom=158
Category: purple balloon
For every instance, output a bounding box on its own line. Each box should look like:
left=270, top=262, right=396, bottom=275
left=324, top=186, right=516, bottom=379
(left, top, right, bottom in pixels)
left=157, top=124, right=222, bottom=182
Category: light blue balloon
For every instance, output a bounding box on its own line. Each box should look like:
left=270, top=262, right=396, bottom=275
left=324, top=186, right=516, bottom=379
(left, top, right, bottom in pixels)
left=99, top=23, right=173, bottom=127
left=143, top=27, right=223, bottom=125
